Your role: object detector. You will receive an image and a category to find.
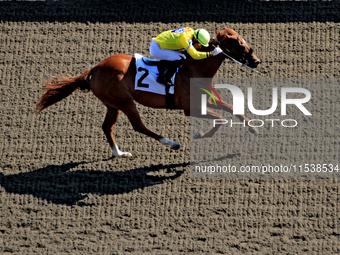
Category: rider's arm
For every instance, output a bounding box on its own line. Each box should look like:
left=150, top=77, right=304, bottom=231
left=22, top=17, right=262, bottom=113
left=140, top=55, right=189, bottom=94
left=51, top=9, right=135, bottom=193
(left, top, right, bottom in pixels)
left=186, top=44, right=212, bottom=60
left=185, top=40, right=222, bottom=60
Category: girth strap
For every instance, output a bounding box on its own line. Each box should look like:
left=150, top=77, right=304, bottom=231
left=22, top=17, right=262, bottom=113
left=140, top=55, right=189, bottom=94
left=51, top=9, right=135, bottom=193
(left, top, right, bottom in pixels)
left=165, top=84, right=176, bottom=110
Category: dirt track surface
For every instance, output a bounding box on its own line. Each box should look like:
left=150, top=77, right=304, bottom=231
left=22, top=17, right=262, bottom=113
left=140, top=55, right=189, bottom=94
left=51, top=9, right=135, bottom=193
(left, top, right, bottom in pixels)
left=1, top=1, right=340, bottom=254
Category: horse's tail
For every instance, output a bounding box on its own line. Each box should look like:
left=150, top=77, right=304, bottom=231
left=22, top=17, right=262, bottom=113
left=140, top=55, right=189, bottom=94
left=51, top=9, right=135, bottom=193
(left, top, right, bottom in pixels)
left=35, top=70, right=92, bottom=114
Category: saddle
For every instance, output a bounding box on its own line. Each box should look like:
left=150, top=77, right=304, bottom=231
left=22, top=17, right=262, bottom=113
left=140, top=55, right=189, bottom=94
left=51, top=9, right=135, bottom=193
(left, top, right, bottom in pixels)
left=142, top=57, right=173, bottom=79
left=141, top=57, right=178, bottom=109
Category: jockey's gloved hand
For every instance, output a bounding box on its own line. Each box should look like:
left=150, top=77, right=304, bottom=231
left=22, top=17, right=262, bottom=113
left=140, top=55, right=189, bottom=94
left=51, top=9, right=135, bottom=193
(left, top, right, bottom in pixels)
left=212, top=47, right=223, bottom=56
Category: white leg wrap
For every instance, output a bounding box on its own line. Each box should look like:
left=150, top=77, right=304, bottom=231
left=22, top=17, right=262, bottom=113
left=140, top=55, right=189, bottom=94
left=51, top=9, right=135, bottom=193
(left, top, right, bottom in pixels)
left=159, top=138, right=181, bottom=150
left=160, top=138, right=175, bottom=146
left=112, top=144, right=132, bottom=157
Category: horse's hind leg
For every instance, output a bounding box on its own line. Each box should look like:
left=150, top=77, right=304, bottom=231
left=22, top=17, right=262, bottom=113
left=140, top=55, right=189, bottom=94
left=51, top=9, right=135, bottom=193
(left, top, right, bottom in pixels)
left=188, top=108, right=225, bottom=139
left=122, top=102, right=181, bottom=150
left=102, top=105, right=132, bottom=157
left=207, top=97, right=259, bottom=135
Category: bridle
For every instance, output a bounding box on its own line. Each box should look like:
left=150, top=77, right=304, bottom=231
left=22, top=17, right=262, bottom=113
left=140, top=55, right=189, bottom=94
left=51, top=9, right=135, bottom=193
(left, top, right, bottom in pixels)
left=211, top=37, right=258, bottom=73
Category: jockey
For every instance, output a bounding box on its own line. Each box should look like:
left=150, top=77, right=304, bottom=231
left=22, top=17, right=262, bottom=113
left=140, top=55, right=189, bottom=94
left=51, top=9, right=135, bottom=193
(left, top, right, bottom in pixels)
left=149, top=27, right=222, bottom=86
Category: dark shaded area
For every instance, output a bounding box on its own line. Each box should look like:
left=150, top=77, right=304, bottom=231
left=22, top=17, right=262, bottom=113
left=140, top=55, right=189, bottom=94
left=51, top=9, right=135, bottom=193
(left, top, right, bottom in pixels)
left=1, top=0, right=339, bottom=23
left=0, top=161, right=188, bottom=206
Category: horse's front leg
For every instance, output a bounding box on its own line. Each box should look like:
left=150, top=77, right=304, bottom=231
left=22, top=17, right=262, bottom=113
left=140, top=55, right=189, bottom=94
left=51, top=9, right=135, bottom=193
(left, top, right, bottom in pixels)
left=207, top=97, right=259, bottom=135
left=122, top=102, right=181, bottom=150
left=186, top=108, right=225, bottom=139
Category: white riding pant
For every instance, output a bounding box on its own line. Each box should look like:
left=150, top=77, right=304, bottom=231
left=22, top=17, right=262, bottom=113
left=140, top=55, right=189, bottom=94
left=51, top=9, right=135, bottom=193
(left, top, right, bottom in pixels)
left=149, top=39, right=186, bottom=61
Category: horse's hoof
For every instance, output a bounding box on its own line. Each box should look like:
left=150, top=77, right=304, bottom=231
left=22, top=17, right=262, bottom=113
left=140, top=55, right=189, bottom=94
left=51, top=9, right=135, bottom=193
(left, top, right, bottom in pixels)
left=193, top=131, right=204, bottom=139
left=171, top=143, right=181, bottom=150
left=114, top=152, right=133, bottom=157
left=123, top=152, right=133, bottom=157
left=248, top=126, right=259, bottom=135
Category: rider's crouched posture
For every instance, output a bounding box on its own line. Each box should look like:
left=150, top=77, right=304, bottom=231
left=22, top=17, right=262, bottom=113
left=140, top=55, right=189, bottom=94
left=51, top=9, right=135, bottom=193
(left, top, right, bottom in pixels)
left=150, top=27, right=223, bottom=86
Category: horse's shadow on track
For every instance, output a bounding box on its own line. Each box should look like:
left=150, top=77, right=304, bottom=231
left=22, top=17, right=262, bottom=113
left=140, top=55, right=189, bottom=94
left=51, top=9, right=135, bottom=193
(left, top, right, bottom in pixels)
left=0, top=160, right=188, bottom=206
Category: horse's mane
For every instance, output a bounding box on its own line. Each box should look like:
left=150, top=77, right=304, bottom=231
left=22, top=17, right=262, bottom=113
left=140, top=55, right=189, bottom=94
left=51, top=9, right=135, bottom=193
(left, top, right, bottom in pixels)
left=215, top=27, right=237, bottom=42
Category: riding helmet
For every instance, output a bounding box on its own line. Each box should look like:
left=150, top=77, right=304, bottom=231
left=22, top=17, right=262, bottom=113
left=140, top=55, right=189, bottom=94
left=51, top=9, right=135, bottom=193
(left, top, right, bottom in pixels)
left=194, top=29, right=210, bottom=47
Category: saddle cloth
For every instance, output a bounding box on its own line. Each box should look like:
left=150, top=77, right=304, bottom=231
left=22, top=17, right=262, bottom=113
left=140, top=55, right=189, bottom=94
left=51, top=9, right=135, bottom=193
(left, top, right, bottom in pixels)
left=134, top=53, right=175, bottom=95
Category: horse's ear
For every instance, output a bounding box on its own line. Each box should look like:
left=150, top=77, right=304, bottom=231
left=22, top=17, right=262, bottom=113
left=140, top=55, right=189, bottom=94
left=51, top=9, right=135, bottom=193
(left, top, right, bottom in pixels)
left=224, top=27, right=236, bottom=36
left=217, top=30, right=222, bottom=36
left=216, top=30, right=225, bottom=40
left=217, top=29, right=230, bottom=41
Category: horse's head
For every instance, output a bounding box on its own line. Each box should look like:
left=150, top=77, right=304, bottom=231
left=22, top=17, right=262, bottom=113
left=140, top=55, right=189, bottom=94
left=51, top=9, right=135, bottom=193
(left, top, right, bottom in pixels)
left=215, top=27, right=260, bottom=69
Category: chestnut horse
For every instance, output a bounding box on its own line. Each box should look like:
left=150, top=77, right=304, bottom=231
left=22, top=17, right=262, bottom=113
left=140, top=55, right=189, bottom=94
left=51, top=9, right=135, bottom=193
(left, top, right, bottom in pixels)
left=35, top=27, right=260, bottom=157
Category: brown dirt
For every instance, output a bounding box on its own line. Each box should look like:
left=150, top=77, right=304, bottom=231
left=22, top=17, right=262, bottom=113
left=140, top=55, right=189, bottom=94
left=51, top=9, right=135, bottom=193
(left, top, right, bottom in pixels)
left=0, top=1, right=339, bottom=254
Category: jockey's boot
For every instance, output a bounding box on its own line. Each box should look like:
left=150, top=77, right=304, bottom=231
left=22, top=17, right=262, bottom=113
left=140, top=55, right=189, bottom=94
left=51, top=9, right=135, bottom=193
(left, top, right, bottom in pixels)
left=157, top=59, right=184, bottom=86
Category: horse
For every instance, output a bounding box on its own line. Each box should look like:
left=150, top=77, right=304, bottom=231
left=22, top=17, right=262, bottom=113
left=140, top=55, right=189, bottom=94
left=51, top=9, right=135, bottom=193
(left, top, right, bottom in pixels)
left=35, top=27, right=261, bottom=157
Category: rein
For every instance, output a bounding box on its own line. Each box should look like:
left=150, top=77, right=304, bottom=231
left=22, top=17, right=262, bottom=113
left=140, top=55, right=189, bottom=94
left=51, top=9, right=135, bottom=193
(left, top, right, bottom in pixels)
left=211, top=38, right=258, bottom=73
